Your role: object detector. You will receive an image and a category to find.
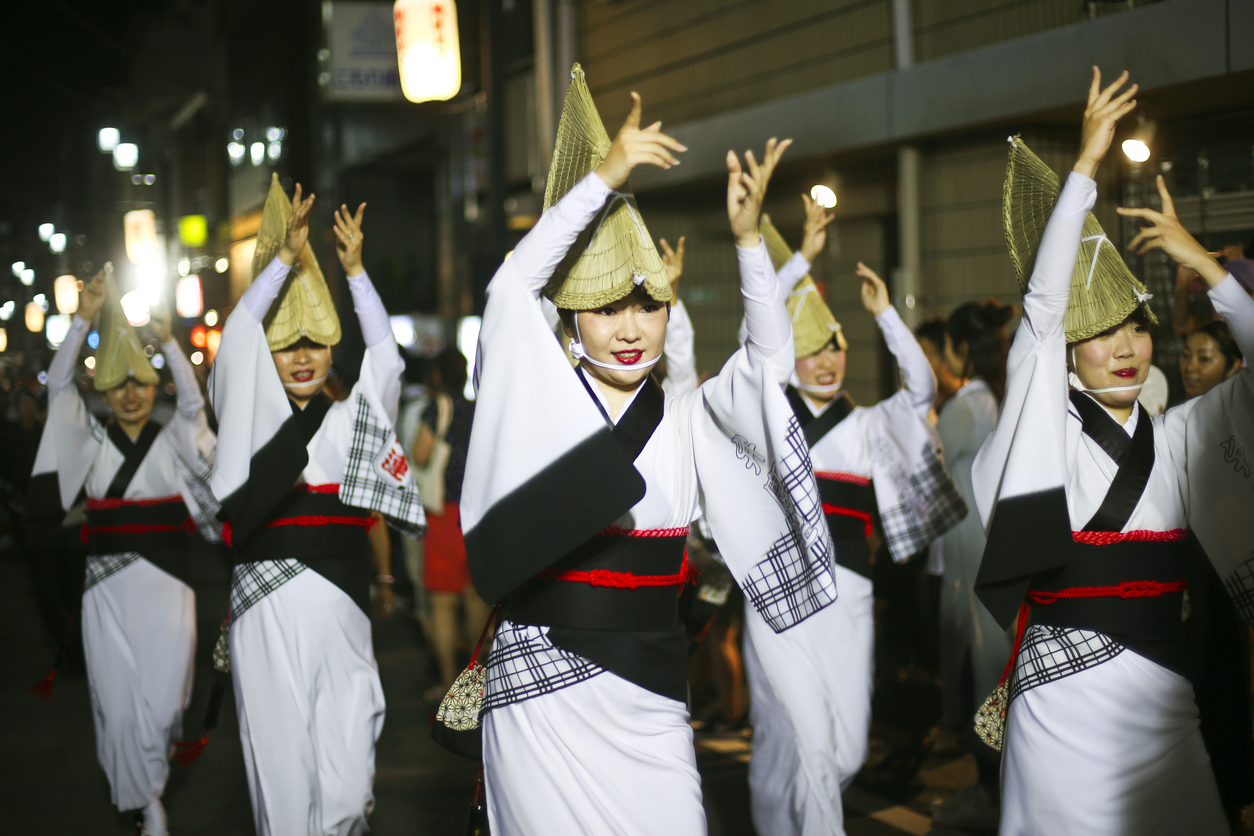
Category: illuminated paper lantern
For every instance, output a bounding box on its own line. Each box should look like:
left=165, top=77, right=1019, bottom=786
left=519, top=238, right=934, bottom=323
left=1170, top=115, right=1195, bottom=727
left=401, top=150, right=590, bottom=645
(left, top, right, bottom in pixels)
left=176, top=276, right=204, bottom=318
left=179, top=215, right=208, bottom=248
left=25, top=302, right=44, bottom=334
left=54, top=275, right=79, bottom=315
left=394, top=0, right=461, bottom=103
left=124, top=209, right=157, bottom=265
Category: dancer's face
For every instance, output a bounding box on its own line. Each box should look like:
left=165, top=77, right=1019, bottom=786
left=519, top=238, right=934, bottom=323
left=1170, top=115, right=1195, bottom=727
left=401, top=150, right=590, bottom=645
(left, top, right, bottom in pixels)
left=1180, top=330, right=1239, bottom=398
left=1070, top=317, right=1152, bottom=411
left=272, top=337, right=332, bottom=406
left=566, top=287, right=668, bottom=391
left=104, top=379, right=156, bottom=438
left=794, top=340, right=846, bottom=403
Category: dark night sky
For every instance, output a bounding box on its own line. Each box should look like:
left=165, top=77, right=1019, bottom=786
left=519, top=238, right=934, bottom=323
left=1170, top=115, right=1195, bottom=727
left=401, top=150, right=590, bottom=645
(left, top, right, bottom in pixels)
left=0, top=0, right=166, bottom=231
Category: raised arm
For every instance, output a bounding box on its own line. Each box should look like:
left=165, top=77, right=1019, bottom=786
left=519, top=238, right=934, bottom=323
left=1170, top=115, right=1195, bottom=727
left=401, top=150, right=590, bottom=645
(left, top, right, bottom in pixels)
left=856, top=262, right=935, bottom=412
left=150, top=306, right=203, bottom=418
left=238, top=184, right=315, bottom=322
left=49, top=272, right=102, bottom=397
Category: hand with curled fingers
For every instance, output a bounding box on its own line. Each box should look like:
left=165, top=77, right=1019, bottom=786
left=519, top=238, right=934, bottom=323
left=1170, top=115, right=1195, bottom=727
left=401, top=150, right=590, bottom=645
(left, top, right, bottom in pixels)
left=77, top=271, right=105, bottom=322
left=727, top=137, right=793, bottom=249
left=334, top=202, right=367, bottom=277
left=1119, top=175, right=1228, bottom=288
left=279, top=183, right=316, bottom=266
left=800, top=193, right=834, bottom=263
left=595, top=93, right=686, bottom=191
left=856, top=261, right=891, bottom=317
left=660, top=236, right=685, bottom=298
left=1074, top=67, right=1138, bottom=179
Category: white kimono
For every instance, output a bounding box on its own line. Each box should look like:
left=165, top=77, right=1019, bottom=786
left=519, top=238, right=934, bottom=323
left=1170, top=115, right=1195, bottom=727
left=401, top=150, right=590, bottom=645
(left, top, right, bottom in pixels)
left=31, top=315, right=218, bottom=814
left=745, top=252, right=963, bottom=836
left=972, top=170, right=1254, bottom=835
left=208, top=258, right=424, bottom=836
left=462, top=172, right=841, bottom=835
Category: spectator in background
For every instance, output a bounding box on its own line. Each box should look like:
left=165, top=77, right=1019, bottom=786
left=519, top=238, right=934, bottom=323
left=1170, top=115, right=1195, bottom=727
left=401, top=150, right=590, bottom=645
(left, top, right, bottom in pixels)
left=412, top=347, right=486, bottom=700
left=1173, top=247, right=1253, bottom=334
left=915, top=317, right=965, bottom=414
left=395, top=354, right=431, bottom=623
left=1180, top=319, right=1243, bottom=399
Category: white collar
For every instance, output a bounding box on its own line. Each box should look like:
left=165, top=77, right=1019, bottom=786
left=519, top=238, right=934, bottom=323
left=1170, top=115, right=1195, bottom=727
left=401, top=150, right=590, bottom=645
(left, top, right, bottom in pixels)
left=579, top=366, right=646, bottom=426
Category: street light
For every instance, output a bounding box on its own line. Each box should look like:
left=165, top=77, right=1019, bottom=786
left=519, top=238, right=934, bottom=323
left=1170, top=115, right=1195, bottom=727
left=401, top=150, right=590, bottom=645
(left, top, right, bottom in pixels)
left=1122, top=117, right=1156, bottom=164
left=25, top=302, right=43, bottom=333
left=0, top=302, right=13, bottom=321
left=114, top=142, right=139, bottom=170
left=810, top=185, right=837, bottom=209
left=54, top=275, right=79, bottom=314
left=49, top=232, right=67, bottom=254
left=38, top=223, right=54, bottom=241
left=98, top=127, right=120, bottom=153
left=394, top=0, right=462, bottom=103
left=11, top=262, right=24, bottom=278
left=250, top=142, right=265, bottom=166
left=227, top=142, right=245, bottom=167
left=20, top=269, right=34, bottom=287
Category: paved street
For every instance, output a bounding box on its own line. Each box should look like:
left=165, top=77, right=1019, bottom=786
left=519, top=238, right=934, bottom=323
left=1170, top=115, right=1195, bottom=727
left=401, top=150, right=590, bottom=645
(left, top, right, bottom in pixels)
left=2, top=540, right=980, bottom=835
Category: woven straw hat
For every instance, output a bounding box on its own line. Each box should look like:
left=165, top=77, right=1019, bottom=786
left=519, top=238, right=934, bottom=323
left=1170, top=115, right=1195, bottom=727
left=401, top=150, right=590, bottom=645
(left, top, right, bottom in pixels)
left=1003, top=135, right=1155, bottom=343
left=761, top=214, right=847, bottom=357
left=94, top=270, right=158, bottom=392
left=541, top=64, right=671, bottom=310
left=251, top=173, right=341, bottom=351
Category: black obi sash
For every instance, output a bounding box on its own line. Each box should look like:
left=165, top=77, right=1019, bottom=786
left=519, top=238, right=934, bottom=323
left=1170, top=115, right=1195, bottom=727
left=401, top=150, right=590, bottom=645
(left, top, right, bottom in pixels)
left=787, top=386, right=874, bottom=576
left=84, top=496, right=193, bottom=585
left=228, top=486, right=375, bottom=615
left=1025, top=394, right=1188, bottom=674
left=506, top=376, right=692, bottom=702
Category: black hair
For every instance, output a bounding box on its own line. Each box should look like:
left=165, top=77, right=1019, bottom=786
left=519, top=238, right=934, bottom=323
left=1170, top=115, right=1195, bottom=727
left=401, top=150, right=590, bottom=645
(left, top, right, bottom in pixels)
left=1188, top=320, right=1243, bottom=370
left=946, top=300, right=1016, bottom=402
left=434, top=347, right=468, bottom=395
left=914, top=316, right=947, bottom=351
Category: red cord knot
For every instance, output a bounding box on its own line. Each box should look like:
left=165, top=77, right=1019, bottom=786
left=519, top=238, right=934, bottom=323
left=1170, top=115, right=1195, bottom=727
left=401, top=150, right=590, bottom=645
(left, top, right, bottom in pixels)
left=1071, top=529, right=1186, bottom=545
left=1027, top=579, right=1188, bottom=606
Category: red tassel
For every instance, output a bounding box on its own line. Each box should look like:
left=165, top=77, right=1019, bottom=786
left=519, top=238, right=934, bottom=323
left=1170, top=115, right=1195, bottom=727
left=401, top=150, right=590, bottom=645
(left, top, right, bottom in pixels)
left=29, top=670, right=57, bottom=702
left=173, top=734, right=209, bottom=766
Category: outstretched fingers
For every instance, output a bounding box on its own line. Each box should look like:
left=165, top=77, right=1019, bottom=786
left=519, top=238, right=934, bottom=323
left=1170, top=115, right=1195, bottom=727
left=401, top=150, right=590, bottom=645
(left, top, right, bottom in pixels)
left=622, top=92, right=643, bottom=133
left=1155, top=175, right=1177, bottom=219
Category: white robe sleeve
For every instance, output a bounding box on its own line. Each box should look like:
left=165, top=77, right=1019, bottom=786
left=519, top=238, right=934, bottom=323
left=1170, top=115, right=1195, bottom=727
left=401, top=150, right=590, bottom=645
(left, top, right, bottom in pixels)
left=32, top=313, right=102, bottom=511
left=775, top=252, right=811, bottom=296
left=661, top=299, right=699, bottom=398
left=877, top=306, right=936, bottom=415
left=347, top=270, right=403, bottom=423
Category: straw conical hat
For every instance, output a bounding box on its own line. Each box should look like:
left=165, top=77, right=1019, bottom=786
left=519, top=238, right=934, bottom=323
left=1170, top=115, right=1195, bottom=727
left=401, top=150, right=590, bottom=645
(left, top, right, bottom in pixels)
left=1003, top=136, right=1155, bottom=343
left=251, top=173, right=341, bottom=350
left=541, top=64, right=671, bottom=310
left=761, top=214, right=847, bottom=357
left=94, top=271, right=158, bottom=392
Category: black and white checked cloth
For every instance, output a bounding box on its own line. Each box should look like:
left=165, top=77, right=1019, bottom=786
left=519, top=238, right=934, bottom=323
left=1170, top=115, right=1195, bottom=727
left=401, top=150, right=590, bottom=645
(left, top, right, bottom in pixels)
left=230, top=559, right=306, bottom=619
left=175, top=453, right=223, bottom=543
left=84, top=552, right=142, bottom=590
left=1008, top=624, right=1124, bottom=704
left=879, top=442, right=967, bottom=560
left=1224, top=556, right=1254, bottom=628
left=341, top=395, right=425, bottom=537
left=744, top=415, right=838, bottom=633
left=481, top=620, right=604, bottom=713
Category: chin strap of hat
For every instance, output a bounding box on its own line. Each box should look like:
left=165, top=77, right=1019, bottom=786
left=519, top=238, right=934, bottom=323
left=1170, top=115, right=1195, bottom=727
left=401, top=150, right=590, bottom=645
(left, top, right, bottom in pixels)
left=569, top=314, right=661, bottom=371
left=283, top=375, right=328, bottom=390
left=793, top=376, right=843, bottom=396
left=1068, top=347, right=1144, bottom=395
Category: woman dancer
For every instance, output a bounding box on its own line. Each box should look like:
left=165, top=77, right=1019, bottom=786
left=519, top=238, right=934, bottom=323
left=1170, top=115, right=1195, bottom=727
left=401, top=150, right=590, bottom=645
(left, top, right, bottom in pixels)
left=31, top=270, right=218, bottom=836
left=974, top=68, right=1254, bottom=834
left=209, top=174, right=424, bottom=836
left=747, top=215, right=965, bottom=835
left=461, top=65, right=839, bottom=835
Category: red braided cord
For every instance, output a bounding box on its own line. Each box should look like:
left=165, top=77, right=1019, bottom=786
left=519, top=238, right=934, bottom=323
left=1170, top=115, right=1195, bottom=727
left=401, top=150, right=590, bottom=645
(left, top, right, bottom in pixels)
left=1027, top=579, right=1188, bottom=606
left=815, top=471, right=871, bottom=486
left=998, top=602, right=1031, bottom=687
left=86, top=494, right=184, bottom=510
left=540, top=553, right=696, bottom=590
left=1071, top=529, right=1186, bottom=545
left=598, top=525, right=690, bottom=538
left=822, top=503, right=873, bottom=538
left=222, top=514, right=371, bottom=546
left=298, top=483, right=341, bottom=494
left=81, top=518, right=195, bottom=544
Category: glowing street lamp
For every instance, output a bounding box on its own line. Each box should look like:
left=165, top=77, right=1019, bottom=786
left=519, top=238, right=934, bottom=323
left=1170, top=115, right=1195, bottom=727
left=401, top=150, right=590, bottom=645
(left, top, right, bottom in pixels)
left=54, top=275, right=79, bottom=314
left=176, top=276, right=204, bottom=318
left=394, top=0, right=462, bottom=103
left=114, top=142, right=139, bottom=171
left=11, top=262, right=24, bottom=278
left=810, top=185, right=837, bottom=209
left=49, top=232, right=67, bottom=253
left=1122, top=118, right=1156, bottom=164
left=98, top=127, right=120, bottom=153
left=124, top=210, right=158, bottom=264
left=20, top=269, right=34, bottom=287
left=39, top=223, right=54, bottom=241
left=25, top=302, right=43, bottom=334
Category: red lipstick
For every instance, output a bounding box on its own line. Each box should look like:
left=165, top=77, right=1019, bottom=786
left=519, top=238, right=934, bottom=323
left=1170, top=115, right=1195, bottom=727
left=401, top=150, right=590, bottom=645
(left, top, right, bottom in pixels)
left=1113, top=367, right=1137, bottom=379
left=614, top=350, right=643, bottom=365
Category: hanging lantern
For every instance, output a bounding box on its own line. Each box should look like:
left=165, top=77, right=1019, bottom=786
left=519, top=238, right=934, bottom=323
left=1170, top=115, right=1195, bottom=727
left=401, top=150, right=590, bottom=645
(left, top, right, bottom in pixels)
left=176, top=276, right=204, bottom=318
left=25, top=302, right=44, bottom=334
left=394, top=0, right=461, bottom=103
left=54, top=274, right=79, bottom=315
left=124, top=209, right=157, bottom=265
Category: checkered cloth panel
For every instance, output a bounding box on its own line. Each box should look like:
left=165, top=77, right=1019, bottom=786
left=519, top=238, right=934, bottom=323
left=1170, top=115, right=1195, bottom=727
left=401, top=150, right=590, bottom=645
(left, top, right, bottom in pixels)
left=1224, top=556, right=1254, bottom=629
left=879, top=442, right=968, bottom=561
left=230, top=559, right=306, bottom=619
left=743, top=415, right=838, bottom=633
left=481, top=620, right=604, bottom=713
left=340, top=394, right=425, bottom=537
left=84, top=552, right=142, bottom=591
left=175, top=452, right=223, bottom=543
left=1009, top=624, right=1125, bottom=704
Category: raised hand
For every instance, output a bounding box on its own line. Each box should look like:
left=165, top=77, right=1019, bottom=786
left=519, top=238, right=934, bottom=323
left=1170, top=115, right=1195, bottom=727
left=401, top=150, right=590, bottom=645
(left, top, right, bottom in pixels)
left=1074, top=67, right=1138, bottom=179
left=278, top=183, right=316, bottom=266
left=595, top=93, right=686, bottom=191
left=856, top=261, right=890, bottom=316
left=77, top=270, right=105, bottom=322
left=149, top=302, right=172, bottom=343
left=800, top=193, right=835, bottom=262
left=1119, top=175, right=1228, bottom=288
left=660, top=236, right=685, bottom=298
left=334, top=202, right=367, bottom=277
left=727, top=137, right=793, bottom=249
